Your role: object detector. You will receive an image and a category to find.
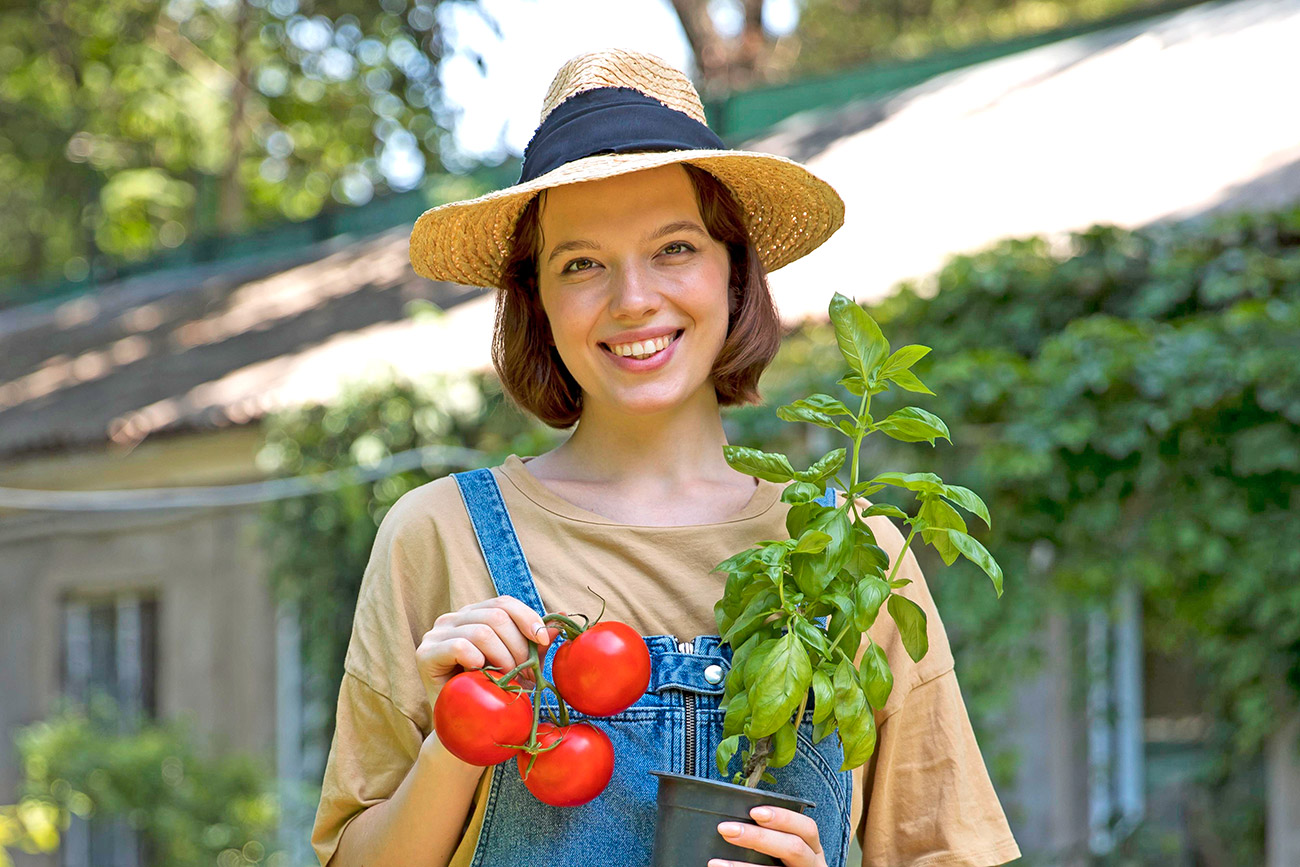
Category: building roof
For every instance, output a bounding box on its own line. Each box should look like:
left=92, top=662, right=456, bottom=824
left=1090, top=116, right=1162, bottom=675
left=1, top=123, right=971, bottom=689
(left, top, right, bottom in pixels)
left=1, top=0, right=1295, bottom=460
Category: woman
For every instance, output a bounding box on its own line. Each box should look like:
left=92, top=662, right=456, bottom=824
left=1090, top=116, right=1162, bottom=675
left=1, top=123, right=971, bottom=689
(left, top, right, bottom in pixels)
left=312, top=49, right=1021, bottom=867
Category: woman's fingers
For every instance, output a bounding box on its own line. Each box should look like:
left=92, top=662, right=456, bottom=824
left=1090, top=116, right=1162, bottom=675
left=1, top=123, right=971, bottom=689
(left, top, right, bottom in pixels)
left=419, top=597, right=567, bottom=697
left=710, top=806, right=826, bottom=867
left=466, top=596, right=556, bottom=647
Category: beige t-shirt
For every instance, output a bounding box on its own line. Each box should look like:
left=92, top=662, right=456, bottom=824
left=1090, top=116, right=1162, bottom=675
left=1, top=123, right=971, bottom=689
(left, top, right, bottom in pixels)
left=312, top=454, right=1022, bottom=867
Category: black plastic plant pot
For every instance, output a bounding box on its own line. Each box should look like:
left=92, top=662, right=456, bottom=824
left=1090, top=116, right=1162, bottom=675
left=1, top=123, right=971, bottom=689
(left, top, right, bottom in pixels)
left=649, top=770, right=816, bottom=867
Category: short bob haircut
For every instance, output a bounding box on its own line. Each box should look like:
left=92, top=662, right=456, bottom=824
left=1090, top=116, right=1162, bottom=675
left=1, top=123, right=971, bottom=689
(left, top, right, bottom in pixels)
left=492, top=162, right=783, bottom=429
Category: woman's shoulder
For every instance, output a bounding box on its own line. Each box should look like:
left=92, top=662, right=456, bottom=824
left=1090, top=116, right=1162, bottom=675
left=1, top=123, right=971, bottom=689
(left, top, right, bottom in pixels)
left=374, top=472, right=479, bottom=543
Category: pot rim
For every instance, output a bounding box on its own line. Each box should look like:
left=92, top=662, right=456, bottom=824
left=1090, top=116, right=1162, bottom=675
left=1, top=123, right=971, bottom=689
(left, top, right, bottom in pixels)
left=650, top=770, right=817, bottom=809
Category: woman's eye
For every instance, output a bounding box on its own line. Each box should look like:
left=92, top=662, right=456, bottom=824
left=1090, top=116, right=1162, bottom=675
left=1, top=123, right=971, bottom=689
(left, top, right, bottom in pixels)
left=663, top=242, right=695, bottom=255
left=562, top=258, right=595, bottom=273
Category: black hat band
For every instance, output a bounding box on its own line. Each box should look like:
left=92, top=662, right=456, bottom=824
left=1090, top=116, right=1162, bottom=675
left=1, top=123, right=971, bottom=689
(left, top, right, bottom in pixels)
left=519, top=86, right=726, bottom=184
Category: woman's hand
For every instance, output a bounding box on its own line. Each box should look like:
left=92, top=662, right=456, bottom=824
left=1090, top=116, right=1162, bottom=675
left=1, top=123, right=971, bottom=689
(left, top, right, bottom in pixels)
left=416, top=596, right=561, bottom=703
left=710, top=806, right=828, bottom=867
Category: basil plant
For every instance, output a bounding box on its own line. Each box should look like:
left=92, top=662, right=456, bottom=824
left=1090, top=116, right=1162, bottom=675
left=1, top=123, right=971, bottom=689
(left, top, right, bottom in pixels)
left=712, top=292, right=1006, bottom=787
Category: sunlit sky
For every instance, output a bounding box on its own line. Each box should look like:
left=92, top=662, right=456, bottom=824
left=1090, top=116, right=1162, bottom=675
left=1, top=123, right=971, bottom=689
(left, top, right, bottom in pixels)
left=433, top=0, right=799, bottom=165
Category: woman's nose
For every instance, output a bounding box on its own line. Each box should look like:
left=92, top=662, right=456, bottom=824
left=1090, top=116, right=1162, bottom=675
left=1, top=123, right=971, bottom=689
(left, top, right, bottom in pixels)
left=607, top=263, right=660, bottom=318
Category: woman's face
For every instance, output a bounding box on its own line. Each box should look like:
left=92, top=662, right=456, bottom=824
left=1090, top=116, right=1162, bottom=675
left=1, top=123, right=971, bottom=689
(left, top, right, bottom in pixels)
left=535, top=164, right=732, bottom=420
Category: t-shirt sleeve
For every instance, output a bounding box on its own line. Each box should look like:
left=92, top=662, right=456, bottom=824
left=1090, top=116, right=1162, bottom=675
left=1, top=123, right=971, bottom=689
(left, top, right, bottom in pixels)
left=311, top=671, right=427, bottom=867
left=858, top=668, right=1022, bottom=867
left=309, top=484, right=456, bottom=866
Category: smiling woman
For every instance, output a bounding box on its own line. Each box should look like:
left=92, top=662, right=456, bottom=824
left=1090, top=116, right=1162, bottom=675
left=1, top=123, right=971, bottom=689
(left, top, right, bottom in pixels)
left=494, top=162, right=780, bottom=429
left=313, top=47, right=1020, bottom=867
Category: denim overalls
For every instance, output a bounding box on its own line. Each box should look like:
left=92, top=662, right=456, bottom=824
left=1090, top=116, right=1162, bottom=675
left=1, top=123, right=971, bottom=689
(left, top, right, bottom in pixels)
left=452, top=468, right=854, bottom=866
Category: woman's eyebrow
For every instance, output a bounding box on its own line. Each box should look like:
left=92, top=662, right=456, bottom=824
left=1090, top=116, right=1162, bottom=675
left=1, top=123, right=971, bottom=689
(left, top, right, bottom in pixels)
left=643, top=220, right=707, bottom=242
left=546, top=238, right=598, bottom=265
left=545, top=221, right=707, bottom=265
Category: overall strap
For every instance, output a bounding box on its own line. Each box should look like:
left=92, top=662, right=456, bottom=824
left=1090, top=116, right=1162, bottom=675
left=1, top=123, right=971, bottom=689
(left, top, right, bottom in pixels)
left=452, top=468, right=548, bottom=618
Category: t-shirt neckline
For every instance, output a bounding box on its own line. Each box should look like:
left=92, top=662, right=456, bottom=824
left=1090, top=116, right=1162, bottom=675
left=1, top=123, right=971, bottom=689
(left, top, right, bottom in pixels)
left=497, top=453, right=783, bottom=528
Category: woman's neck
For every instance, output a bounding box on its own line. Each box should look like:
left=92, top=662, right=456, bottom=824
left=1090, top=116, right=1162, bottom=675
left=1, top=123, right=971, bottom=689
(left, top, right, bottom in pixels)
left=528, top=391, right=745, bottom=496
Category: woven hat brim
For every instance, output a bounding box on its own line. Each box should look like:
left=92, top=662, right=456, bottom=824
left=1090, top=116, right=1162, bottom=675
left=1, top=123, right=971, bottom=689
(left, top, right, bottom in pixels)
left=408, top=150, right=845, bottom=288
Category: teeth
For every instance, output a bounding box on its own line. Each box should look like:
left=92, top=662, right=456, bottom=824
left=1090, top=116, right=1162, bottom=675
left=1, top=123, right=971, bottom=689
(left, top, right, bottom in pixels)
left=609, top=332, right=675, bottom=358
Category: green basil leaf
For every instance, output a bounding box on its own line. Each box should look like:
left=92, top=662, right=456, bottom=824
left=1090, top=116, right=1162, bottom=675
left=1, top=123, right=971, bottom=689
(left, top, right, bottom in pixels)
left=716, top=734, right=742, bottom=776
left=857, top=640, right=894, bottom=711
left=941, top=484, right=992, bottom=530
left=886, top=594, right=929, bottom=663
left=748, top=632, right=813, bottom=738
left=837, top=701, right=878, bottom=771
left=781, top=481, right=824, bottom=505
left=794, top=448, right=847, bottom=485
left=862, top=502, right=908, bottom=520
left=829, top=293, right=890, bottom=384
left=793, top=530, right=833, bottom=555
left=791, top=617, right=831, bottom=660
left=769, top=721, right=798, bottom=769
left=943, top=529, right=1005, bottom=597
left=866, top=471, right=946, bottom=495
left=785, top=501, right=820, bottom=539
left=723, top=445, right=797, bottom=482
left=723, top=690, right=750, bottom=737
left=811, top=715, right=836, bottom=744
left=811, top=668, right=835, bottom=724
left=775, top=404, right=848, bottom=433
left=853, top=576, right=891, bottom=632
left=874, top=406, right=952, bottom=445
left=721, top=589, right=780, bottom=645
left=920, top=497, right=967, bottom=565
left=838, top=373, right=866, bottom=396
left=886, top=367, right=935, bottom=395
left=879, top=344, right=931, bottom=378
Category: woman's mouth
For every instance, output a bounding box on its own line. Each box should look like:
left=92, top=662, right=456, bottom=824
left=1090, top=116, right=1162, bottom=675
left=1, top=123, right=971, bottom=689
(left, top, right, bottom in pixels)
left=598, top=330, right=681, bottom=361
left=599, top=329, right=684, bottom=369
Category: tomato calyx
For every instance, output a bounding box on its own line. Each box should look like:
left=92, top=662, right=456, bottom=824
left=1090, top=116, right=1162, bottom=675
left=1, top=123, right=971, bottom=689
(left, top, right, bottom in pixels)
left=539, top=585, right=609, bottom=642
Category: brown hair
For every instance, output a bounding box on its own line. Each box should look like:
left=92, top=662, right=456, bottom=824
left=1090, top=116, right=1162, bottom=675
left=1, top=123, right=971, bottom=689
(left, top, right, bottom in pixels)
left=492, top=163, right=783, bottom=429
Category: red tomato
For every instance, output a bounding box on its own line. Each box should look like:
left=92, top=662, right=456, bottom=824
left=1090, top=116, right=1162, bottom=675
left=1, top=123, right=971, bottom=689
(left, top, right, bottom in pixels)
left=433, top=670, right=533, bottom=766
left=517, top=722, right=615, bottom=807
left=551, top=622, right=651, bottom=716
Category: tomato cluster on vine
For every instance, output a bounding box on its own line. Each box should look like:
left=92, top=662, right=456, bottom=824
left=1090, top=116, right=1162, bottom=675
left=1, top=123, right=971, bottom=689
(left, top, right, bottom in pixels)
left=432, top=600, right=652, bottom=807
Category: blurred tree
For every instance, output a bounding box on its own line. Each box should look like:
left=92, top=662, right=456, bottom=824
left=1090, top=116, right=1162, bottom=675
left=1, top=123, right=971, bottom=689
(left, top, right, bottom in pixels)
left=790, top=0, right=1157, bottom=74
left=3, top=694, right=287, bottom=867
left=259, top=368, right=552, bottom=756
left=0, top=0, right=491, bottom=293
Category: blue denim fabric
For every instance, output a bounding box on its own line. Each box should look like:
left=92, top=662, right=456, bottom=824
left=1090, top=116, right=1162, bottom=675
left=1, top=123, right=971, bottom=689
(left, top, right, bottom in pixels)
left=451, top=469, right=854, bottom=866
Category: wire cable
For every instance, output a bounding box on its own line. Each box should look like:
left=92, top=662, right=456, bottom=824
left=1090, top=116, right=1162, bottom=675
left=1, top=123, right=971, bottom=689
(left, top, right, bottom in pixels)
left=0, top=444, right=490, bottom=512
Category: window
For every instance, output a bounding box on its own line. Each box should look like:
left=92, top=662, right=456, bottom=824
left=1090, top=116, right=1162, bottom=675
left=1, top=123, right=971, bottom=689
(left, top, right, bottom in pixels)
left=59, top=593, right=159, bottom=867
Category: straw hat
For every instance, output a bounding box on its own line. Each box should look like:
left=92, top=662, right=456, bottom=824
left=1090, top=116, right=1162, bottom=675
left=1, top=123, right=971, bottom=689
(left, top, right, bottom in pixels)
left=408, top=49, right=845, bottom=289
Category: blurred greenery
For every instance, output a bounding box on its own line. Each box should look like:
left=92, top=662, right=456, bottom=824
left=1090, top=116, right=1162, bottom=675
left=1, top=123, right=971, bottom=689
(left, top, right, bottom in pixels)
left=258, top=368, right=554, bottom=752
left=2, top=0, right=1178, bottom=304
left=258, top=206, right=1297, bottom=864
left=2, top=693, right=292, bottom=866
left=788, top=0, right=1162, bottom=76
left=0, top=0, right=481, bottom=295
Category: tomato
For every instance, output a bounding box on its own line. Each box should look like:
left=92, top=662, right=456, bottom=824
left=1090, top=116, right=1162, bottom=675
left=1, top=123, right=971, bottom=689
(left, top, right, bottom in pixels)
left=433, top=670, right=534, bottom=766
left=517, top=722, right=615, bottom=807
left=551, top=622, right=652, bottom=716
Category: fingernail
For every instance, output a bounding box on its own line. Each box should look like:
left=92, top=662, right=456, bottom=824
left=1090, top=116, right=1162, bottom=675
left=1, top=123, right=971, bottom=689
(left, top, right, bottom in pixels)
left=533, top=623, right=548, bottom=643
left=708, top=861, right=728, bottom=867
left=718, top=822, right=742, bottom=837
left=751, top=807, right=772, bottom=821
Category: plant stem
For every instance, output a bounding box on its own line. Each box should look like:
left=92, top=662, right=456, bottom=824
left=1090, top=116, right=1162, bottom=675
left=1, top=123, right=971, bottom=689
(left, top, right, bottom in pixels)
left=885, top=526, right=918, bottom=586
left=742, top=736, right=774, bottom=787
left=847, top=390, right=872, bottom=522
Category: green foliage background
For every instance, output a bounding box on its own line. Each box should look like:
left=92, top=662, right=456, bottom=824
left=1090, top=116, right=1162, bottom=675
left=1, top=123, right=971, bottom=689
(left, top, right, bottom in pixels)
left=257, top=370, right=553, bottom=752
left=256, top=207, right=1298, bottom=862
left=5, top=695, right=287, bottom=866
